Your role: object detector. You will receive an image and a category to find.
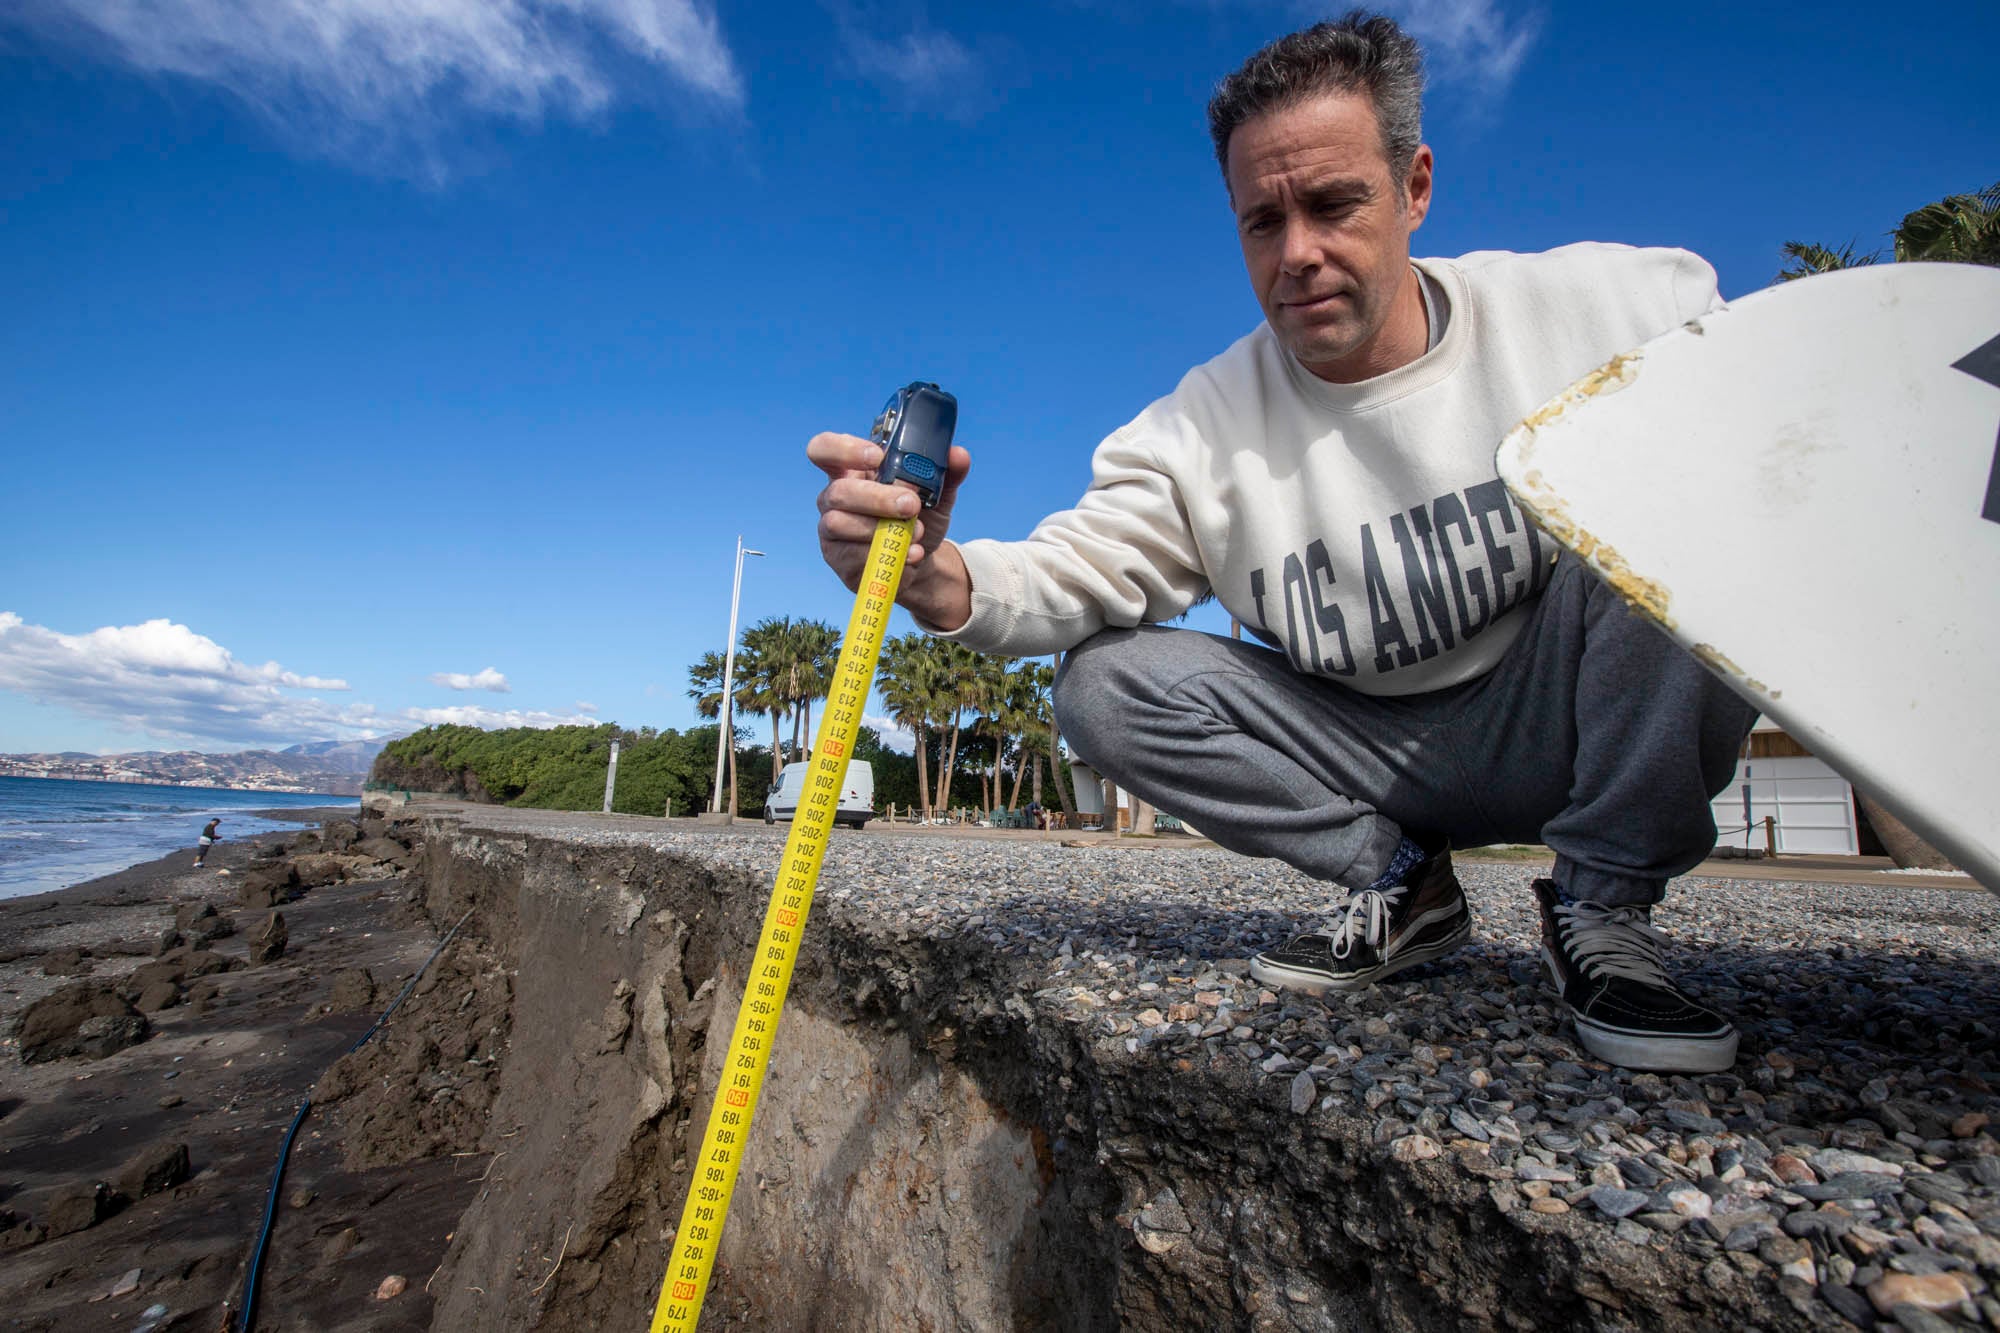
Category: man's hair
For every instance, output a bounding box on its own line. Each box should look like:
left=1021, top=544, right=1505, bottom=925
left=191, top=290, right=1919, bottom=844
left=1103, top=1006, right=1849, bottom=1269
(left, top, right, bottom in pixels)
left=1207, top=11, right=1426, bottom=188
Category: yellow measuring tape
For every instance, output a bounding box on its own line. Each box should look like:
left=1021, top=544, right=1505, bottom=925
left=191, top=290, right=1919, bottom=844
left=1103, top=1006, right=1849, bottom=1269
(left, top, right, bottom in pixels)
left=649, top=515, right=912, bottom=1332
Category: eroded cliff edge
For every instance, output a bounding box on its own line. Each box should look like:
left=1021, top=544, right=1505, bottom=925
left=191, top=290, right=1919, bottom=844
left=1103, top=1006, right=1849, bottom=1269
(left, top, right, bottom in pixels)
left=318, top=804, right=2000, bottom=1332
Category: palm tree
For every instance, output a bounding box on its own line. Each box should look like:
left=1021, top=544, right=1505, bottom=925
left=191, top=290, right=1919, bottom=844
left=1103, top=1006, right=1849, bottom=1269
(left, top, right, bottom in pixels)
left=1775, top=240, right=1877, bottom=283
left=932, top=643, right=1001, bottom=815
left=687, top=651, right=728, bottom=721
left=1893, top=182, right=2000, bottom=265
left=688, top=650, right=763, bottom=814
left=1777, top=182, right=2000, bottom=282
left=787, top=619, right=842, bottom=756
left=878, top=634, right=941, bottom=821
left=734, top=622, right=793, bottom=787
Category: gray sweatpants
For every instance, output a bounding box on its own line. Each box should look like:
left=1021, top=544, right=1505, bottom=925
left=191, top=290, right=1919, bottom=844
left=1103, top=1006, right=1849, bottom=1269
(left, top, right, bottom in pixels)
left=1053, top=555, right=1756, bottom=907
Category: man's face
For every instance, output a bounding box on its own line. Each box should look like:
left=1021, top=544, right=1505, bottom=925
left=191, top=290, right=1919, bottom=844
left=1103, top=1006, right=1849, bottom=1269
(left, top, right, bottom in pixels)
left=1226, top=92, right=1432, bottom=382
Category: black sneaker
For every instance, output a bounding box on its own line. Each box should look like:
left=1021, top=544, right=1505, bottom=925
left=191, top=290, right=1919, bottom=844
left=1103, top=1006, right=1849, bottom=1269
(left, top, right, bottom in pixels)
left=1250, top=847, right=1471, bottom=995
left=1533, top=879, right=1738, bottom=1072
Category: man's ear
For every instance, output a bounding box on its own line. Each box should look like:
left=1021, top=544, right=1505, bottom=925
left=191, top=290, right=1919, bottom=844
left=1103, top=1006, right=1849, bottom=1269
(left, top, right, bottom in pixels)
left=1404, top=144, right=1434, bottom=231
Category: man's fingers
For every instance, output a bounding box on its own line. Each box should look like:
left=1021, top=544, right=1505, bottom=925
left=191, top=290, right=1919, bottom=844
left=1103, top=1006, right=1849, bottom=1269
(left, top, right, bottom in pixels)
left=818, top=508, right=888, bottom=546
left=818, top=476, right=922, bottom=519
left=934, top=445, right=973, bottom=508
left=807, top=431, right=884, bottom=480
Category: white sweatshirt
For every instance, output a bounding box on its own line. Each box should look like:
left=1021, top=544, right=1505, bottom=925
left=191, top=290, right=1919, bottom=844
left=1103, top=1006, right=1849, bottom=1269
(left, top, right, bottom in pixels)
left=943, top=242, right=1722, bottom=697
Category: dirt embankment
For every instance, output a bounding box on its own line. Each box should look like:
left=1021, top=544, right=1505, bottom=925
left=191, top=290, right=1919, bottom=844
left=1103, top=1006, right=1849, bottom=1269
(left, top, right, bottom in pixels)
left=329, top=808, right=1912, bottom=1332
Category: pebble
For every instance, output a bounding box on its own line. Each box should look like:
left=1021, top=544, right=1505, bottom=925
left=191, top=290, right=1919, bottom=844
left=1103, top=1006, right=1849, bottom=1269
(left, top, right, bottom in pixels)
left=1663, top=1185, right=1713, bottom=1220
left=1389, top=1135, right=1441, bottom=1163
left=1589, top=1187, right=1650, bottom=1219
left=1290, top=1071, right=1316, bottom=1116
left=374, top=1275, right=408, bottom=1301
left=1812, top=1149, right=1902, bottom=1178
left=1865, top=1270, right=1969, bottom=1316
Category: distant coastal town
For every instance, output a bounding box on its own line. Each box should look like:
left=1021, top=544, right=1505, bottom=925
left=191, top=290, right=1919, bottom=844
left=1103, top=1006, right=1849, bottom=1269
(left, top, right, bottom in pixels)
left=0, top=740, right=383, bottom=796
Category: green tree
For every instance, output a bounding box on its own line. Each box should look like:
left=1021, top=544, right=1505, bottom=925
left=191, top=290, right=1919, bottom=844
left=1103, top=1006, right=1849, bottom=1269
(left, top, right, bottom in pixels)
left=929, top=641, right=998, bottom=814
left=1774, top=240, right=1877, bottom=283
left=688, top=650, right=765, bottom=813
left=877, top=633, right=940, bottom=820
left=787, top=619, right=842, bottom=756
left=1777, top=182, right=2000, bottom=281
left=736, top=619, right=793, bottom=786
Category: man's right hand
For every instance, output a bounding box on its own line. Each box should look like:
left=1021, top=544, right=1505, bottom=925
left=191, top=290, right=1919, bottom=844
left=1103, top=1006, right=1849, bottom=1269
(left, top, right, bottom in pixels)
left=808, top=432, right=974, bottom=632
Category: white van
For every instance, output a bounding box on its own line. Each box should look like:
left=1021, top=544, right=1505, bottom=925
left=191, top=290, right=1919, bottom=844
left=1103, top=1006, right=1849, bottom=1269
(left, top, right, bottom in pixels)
left=764, top=760, right=874, bottom=829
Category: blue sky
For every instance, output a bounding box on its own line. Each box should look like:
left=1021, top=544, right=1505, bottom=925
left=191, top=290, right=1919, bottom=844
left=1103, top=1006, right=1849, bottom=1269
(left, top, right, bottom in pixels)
left=2, top=0, right=1993, bottom=754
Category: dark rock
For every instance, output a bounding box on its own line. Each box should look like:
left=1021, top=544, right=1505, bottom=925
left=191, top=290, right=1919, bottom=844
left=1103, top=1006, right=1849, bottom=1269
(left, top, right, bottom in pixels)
left=153, top=928, right=186, bottom=956
left=116, top=1142, right=190, bottom=1200
left=185, top=977, right=223, bottom=1016
left=44, top=1182, right=123, bottom=1238
left=327, top=969, right=379, bottom=1014
left=0, top=1211, right=45, bottom=1251
left=239, top=864, right=299, bottom=908
left=1785, top=1210, right=1854, bottom=1243
left=250, top=912, right=288, bottom=964
left=180, top=949, right=241, bottom=979
left=173, top=902, right=235, bottom=946
left=353, top=836, right=411, bottom=868
left=40, top=947, right=94, bottom=976
left=292, top=853, right=348, bottom=888
left=1818, top=1281, right=1876, bottom=1327
left=133, top=982, right=180, bottom=1014
left=1797, top=1173, right=1907, bottom=1201
left=320, top=820, right=361, bottom=852
left=16, top=984, right=150, bottom=1063
left=1889, top=1304, right=1959, bottom=1333
left=124, top=949, right=240, bottom=998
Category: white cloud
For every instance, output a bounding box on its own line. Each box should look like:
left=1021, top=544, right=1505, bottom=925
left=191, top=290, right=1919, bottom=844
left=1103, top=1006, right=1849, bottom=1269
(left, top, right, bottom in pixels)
left=862, top=712, right=913, bottom=753
left=574, top=700, right=599, bottom=713
left=841, top=26, right=977, bottom=102
left=8, top=0, right=742, bottom=179
left=1377, top=1, right=1539, bottom=100
left=0, top=611, right=371, bottom=746
left=0, top=612, right=600, bottom=746
left=430, top=666, right=512, bottom=693
left=402, top=703, right=599, bottom=729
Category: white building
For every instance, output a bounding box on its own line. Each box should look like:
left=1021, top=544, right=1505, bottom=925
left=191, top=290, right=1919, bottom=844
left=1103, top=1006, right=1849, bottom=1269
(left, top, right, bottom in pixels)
left=1709, top=718, right=1862, bottom=856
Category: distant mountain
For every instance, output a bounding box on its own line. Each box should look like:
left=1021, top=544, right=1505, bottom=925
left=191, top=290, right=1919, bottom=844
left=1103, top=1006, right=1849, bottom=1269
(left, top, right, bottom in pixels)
left=0, top=738, right=393, bottom=797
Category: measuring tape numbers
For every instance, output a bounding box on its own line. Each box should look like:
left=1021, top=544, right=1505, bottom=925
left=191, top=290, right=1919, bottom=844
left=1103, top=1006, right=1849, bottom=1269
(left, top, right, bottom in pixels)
left=650, top=383, right=957, bottom=1332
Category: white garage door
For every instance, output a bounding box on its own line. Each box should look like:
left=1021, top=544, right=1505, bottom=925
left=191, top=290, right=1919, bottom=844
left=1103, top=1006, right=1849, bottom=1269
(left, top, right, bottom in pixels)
left=1710, top=756, right=1857, bottom=855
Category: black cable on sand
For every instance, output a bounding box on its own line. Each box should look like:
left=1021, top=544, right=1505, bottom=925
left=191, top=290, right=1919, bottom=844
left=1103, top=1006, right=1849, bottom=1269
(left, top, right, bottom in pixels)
left=232, top=909, right=476, bottom=1333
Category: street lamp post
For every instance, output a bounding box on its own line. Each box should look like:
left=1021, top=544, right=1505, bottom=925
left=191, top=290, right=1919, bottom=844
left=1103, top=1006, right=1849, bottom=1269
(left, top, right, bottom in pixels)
left=709, top=535, right=765, bottom=817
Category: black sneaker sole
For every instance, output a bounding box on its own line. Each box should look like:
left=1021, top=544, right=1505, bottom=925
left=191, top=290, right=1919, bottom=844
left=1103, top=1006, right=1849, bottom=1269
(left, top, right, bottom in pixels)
left=1250, top=914, right=1472, bottom=996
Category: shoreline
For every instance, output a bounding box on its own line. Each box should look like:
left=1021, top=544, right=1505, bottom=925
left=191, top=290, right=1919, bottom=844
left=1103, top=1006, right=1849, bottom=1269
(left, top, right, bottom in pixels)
left=0, top=813, right=470, bottom=1331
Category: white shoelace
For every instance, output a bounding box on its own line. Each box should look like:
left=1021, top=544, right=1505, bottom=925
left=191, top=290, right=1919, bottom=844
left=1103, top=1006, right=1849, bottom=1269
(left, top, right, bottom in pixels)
left=1309, top=885, right=1402, bottom=959
left=1554, top=900, right=1673, bottom=987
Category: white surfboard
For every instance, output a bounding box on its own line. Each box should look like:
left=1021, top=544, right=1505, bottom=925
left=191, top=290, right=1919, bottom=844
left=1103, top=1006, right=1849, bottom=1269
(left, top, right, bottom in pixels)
left=1496, top=263, right=2000, bottom=893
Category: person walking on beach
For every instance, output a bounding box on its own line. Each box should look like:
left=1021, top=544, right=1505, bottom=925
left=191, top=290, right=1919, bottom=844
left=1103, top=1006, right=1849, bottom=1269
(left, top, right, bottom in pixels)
left=194, top=818, right=221, bottom=868
left=809, top=12, right=1755, bottom=1073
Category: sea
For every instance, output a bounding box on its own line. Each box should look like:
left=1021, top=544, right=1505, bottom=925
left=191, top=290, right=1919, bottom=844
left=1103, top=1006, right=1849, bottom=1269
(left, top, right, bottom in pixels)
left=0, top=775, right=360, bottom=901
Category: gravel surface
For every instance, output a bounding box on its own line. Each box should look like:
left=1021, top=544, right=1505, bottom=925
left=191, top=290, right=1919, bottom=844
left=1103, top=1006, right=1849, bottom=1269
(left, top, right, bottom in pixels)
left=446, top=808, right=2000, bottom=1327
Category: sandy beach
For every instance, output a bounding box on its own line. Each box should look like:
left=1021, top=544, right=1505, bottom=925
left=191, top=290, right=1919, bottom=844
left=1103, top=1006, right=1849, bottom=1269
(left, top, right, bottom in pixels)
left=0, top=814, right=475, bottom=1331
